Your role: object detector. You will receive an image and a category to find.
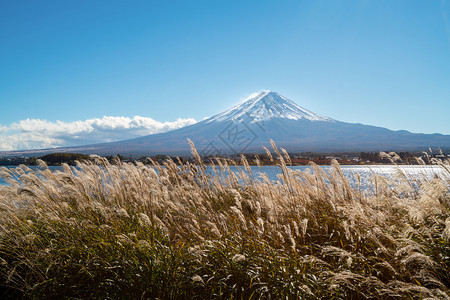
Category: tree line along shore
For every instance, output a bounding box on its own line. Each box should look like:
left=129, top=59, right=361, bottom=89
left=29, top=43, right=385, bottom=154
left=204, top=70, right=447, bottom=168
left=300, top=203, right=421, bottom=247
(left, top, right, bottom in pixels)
left=1, top=150, right=448, bottom=167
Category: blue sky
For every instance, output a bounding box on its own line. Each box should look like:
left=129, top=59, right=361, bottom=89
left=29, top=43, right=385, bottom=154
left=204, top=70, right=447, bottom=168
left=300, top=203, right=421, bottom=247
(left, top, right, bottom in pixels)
left=1, top=0, right=449, bottom=150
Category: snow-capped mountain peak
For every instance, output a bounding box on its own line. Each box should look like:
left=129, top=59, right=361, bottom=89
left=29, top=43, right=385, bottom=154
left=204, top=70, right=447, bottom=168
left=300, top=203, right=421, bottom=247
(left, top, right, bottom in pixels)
left=207, top=90, right=332, bottom=123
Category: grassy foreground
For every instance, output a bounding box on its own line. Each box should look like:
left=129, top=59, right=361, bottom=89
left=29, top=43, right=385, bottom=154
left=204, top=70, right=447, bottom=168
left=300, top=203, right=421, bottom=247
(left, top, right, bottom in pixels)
left=0, top=142, right=449, bottom=299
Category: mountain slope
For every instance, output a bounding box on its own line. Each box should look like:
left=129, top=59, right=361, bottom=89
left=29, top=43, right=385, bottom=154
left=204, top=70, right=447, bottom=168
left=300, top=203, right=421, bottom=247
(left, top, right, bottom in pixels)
left=2, top=91, right=450, bottom=156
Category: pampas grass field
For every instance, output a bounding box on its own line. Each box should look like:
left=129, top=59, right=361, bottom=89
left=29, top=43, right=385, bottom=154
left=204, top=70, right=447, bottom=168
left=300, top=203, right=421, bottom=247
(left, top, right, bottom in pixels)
left=0, top=141, right=449, bottom=299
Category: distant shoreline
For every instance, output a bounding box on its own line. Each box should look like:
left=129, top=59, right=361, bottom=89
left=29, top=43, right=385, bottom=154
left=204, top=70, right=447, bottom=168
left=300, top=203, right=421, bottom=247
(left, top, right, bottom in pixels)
left=1, top=149, right=447, bottom=167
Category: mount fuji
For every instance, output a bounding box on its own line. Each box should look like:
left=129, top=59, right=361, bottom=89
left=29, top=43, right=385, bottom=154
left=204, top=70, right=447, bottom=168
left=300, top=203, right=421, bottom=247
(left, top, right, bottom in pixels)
left=3, top=91, right=450, bottom=156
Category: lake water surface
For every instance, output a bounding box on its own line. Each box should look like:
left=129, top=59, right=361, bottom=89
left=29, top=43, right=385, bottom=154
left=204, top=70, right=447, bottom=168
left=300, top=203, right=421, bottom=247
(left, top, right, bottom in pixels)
left=0, top=165, right=447, bottom=187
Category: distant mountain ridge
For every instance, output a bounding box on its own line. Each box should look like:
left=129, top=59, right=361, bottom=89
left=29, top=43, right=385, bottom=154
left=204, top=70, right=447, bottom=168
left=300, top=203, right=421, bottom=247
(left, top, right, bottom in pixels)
left=2, top=91, right=450, bottom=156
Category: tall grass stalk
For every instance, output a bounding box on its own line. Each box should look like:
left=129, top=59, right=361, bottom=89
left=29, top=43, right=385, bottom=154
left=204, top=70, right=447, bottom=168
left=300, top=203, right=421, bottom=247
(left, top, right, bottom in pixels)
left=0, top=143, right=449, bottom=299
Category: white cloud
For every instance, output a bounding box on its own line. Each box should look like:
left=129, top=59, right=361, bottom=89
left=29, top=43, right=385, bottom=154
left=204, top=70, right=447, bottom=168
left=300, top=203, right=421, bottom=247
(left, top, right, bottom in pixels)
left=0, top=116, right=197, bottom=151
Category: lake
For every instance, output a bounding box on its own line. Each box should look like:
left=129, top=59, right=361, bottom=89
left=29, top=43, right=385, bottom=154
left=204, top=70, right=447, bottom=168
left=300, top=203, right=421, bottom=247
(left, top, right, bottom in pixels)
left=0, top=164, right=447, bottom=187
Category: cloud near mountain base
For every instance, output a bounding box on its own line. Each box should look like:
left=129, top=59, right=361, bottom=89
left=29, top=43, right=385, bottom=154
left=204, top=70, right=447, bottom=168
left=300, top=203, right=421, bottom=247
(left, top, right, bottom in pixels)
left=0, top=116, right=197, bottom=151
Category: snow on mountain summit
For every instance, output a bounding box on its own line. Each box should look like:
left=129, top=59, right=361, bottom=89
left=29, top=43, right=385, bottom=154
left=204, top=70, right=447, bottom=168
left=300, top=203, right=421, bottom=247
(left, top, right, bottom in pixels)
left=207, top=91, right=332, bottom=123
